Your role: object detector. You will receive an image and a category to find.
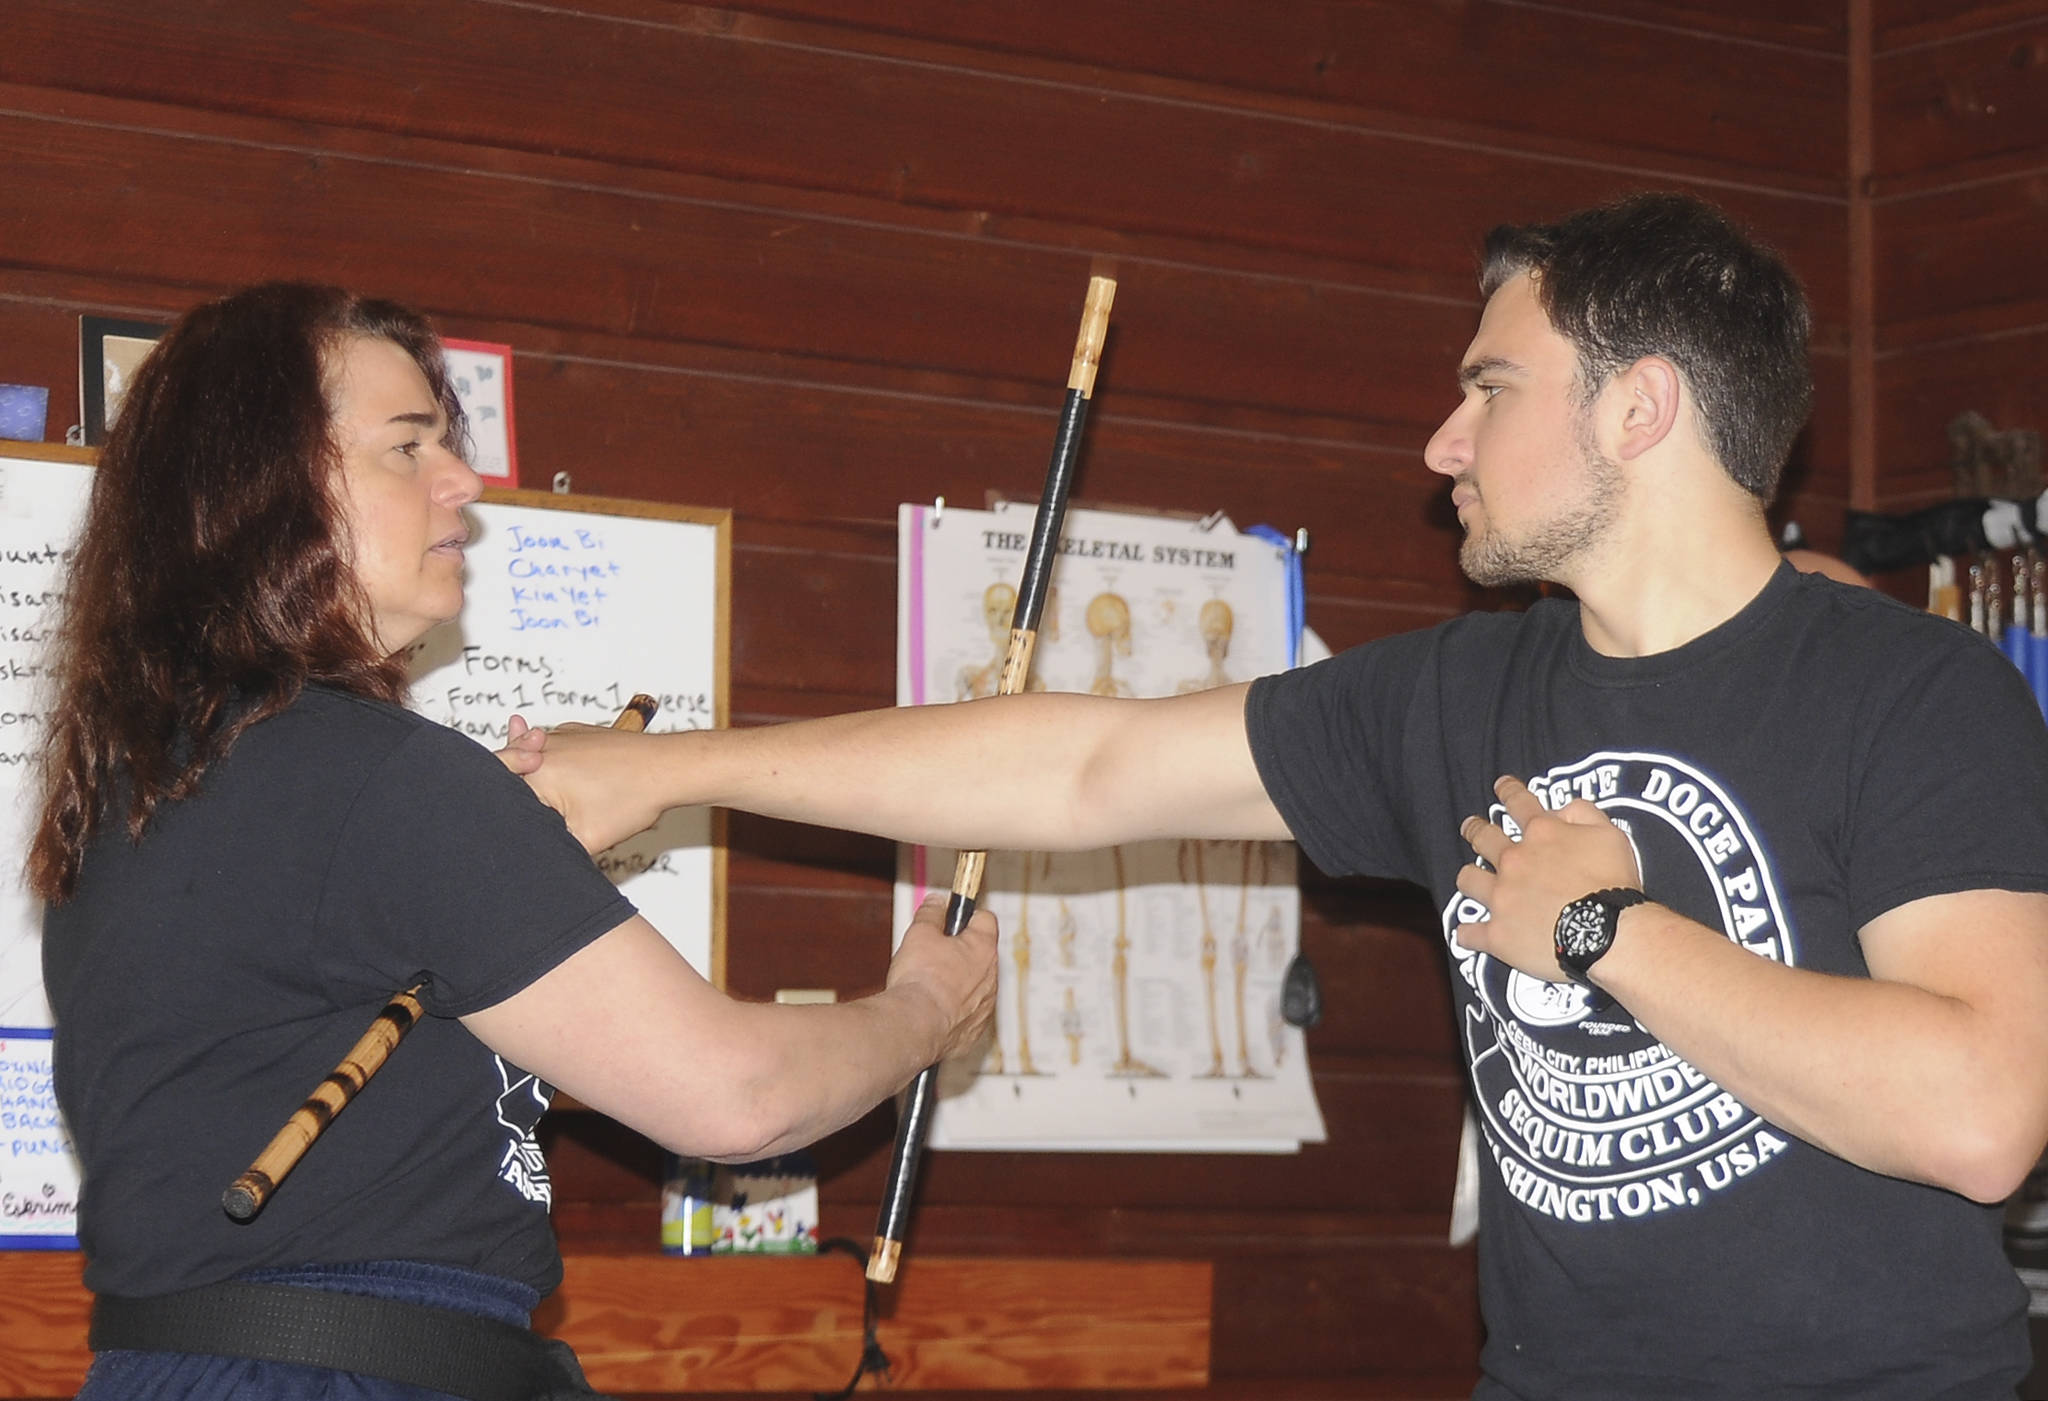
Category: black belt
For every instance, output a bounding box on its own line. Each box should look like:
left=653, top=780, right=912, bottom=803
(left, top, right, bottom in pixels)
left=90, top=1279, right=607, bottom=1401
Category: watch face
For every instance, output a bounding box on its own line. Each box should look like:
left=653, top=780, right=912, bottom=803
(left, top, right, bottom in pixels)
left=1557, top=898, right=1611, bottom=964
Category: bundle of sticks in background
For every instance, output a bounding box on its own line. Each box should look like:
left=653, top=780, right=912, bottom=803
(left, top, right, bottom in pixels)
left=1931, top=549, right=2048, bottom=718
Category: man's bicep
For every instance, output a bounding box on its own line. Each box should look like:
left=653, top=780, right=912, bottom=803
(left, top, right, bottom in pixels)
left=1082, top=682, right=1293, bottom=843
left=1861, top=888, right=2048, bottom=1003
left=1862, top=889, right=2048, bottom=1138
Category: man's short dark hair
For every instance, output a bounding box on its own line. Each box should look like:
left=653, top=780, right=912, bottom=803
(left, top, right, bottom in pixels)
left=1480, top=192, right=1812, bottom=503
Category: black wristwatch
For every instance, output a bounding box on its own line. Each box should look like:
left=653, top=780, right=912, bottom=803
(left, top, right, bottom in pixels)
left=1554, top=888, right=1648, bottom=988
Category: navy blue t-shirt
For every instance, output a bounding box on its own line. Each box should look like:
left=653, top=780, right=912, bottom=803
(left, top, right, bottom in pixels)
left=1246, top=564, right=2048, bottom=1399
left=44, top=686, right=635, bottom=1298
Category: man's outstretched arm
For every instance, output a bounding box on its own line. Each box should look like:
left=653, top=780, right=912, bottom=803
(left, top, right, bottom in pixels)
left=521, top=681, right=1294, bottom=856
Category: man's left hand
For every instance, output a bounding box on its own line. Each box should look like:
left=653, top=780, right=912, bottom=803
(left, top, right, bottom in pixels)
left=1453, top=774, right=1641, bottom=981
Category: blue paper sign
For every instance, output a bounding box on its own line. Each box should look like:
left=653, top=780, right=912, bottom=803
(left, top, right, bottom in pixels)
left=0, top=1028, right=79, bottom=1248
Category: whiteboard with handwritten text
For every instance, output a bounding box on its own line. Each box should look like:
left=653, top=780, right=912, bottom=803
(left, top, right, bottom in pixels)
left=0, top=455, right=728, bottom=1245
left=0, top=448, right=90, bottom=1244
left=409, top=488, right=730, bottom=984
left=0, top=447, right=92, bottom=1041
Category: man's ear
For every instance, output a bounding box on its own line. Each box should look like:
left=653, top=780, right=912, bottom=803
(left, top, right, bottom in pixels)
left=1605, top=356, right=1683, bottom=463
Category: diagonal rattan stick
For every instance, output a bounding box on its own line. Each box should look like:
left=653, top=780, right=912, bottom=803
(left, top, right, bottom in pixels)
left=867, top=276, right=1116, bottom=1284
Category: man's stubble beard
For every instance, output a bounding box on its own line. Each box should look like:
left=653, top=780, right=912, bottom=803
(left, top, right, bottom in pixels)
left=1458, top=416, right=1625, bottom=589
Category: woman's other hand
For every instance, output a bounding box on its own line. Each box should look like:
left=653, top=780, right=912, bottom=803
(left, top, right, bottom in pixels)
left=465, top=901, right=1001, bottom=1162
left=887, top=893, right=999, bottom=1065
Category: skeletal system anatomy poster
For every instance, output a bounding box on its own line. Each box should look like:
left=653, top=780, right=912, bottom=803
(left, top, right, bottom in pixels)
left=895, top=501, right=1326, bottom=1151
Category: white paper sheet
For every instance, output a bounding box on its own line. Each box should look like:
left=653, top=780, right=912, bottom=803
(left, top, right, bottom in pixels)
left=896, top=501, right=1325, bottom=1151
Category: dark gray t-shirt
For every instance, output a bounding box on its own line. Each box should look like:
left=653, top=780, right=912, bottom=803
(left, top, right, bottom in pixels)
left=44, top=685, right=634, bottom=1298
left=1246, top=564, right=2048, bottom=1399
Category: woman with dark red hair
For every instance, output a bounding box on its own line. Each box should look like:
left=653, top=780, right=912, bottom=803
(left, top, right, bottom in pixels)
left=31, top=283, right=995, bottom=1400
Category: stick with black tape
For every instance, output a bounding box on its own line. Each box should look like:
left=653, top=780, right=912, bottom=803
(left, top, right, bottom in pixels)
left=867, top=275, right=1116, bottom=1284
left=221, top=693, right=660, bottom=1222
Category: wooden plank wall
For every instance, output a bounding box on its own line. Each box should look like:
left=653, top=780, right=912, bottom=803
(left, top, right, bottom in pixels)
left=0, top=3, right=1862, bottom=1394
left=1870, top=1, right=2048, bottom=514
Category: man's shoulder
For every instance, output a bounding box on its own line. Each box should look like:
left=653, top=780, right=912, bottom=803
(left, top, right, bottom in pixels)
left=1374, top=597, right=1569, bottom=650
left=1304, top=600, right=1564, bottom=679
left=1762, top=574, right=2048, bottom=747
left=1256, top=604, right=1559, bottom=723
left=1781, top=571, right=2002, bottom=669
left=1400, top=597, right=1574, bottom=664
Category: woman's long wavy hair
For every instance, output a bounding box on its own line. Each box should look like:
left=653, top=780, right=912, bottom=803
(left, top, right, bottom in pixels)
left=28, top=283, right=467, bottom=902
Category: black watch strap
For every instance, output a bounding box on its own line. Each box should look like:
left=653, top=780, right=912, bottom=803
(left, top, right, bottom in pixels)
left=1554, top=887, right=1648, bottom=988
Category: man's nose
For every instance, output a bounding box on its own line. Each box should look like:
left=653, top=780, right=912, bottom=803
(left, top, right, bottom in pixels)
left=1424, top=404, right=1469, bottom=478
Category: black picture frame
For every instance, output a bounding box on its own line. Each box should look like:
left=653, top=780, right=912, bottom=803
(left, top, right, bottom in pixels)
left=78, top=315, right=168, bottom=446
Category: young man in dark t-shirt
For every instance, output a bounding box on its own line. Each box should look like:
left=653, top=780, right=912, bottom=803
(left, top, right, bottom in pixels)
left=526, top=193, right=2048, bottom=1398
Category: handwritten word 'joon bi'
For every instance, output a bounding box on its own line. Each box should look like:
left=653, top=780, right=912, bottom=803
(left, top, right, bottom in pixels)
left=503, top=525, right=623, bottom=631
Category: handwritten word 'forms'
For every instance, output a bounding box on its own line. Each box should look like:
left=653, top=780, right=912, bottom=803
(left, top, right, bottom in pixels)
left=462, top=647, right=556, bottom=680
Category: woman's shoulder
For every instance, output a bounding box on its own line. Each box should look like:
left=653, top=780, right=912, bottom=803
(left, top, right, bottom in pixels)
left=271, top=684, right=428, bottom=747
left=252, top=685, right=505, bottom=780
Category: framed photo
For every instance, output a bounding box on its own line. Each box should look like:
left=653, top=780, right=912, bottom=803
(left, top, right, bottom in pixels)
left=78, top=316, right=168, bottom=447
left=441, top=338, right=518, bottom=489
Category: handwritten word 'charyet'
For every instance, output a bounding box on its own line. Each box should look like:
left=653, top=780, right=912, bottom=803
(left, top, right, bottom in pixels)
left=507, top=558, right=621, bottom=583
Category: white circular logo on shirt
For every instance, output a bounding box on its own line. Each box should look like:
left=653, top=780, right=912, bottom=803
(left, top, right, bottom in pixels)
left=1443, top=752, right=1797, bottom=1224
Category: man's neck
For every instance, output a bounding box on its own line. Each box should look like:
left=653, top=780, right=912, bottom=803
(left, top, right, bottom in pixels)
left=1567, top=508, right=1784, bottom=659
